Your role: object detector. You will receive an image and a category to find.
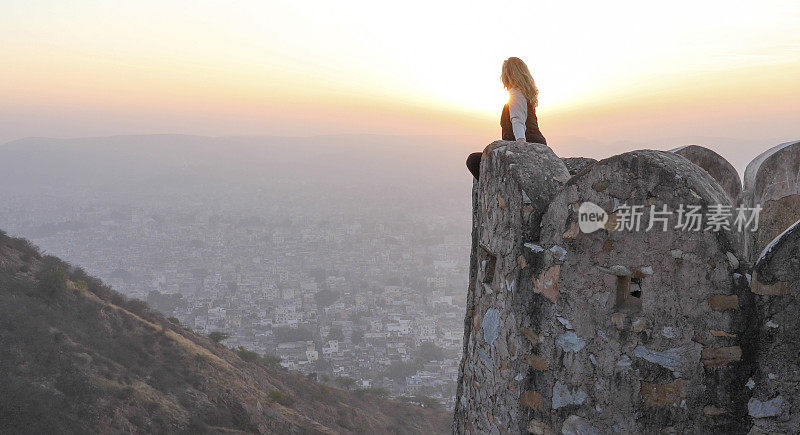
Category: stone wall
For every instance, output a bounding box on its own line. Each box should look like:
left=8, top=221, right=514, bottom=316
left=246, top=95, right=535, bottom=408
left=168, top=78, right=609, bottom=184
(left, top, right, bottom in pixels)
left=743, top=140, right=800, bottom=262
left=453, top=140, right=570, bottom=434
left=531, top=151, right=755, bottom=433
left=749, top=218, right=800, bottom=433
left=454, top=141, right=800, bottom=434
left=670, top=145, right=742, bottom=206
left=561, top=157, right=597, bottom=176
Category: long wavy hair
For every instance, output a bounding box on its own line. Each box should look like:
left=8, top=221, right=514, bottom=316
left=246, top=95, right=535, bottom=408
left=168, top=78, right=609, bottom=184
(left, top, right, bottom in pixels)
left=501, top=57, right=539, bottom=107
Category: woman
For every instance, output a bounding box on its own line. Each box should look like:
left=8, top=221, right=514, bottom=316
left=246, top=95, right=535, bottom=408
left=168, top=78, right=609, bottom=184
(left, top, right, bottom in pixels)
left=466, top=57, right=547, bottom=179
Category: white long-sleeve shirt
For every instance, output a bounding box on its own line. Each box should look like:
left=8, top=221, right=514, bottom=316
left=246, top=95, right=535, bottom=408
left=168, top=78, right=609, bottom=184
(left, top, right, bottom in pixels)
left=508, top=88, right=528, bottom=141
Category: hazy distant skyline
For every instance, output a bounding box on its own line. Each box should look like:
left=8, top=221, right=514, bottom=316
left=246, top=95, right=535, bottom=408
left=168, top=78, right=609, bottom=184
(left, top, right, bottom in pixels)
left=2, top=1, right=799, bottom=158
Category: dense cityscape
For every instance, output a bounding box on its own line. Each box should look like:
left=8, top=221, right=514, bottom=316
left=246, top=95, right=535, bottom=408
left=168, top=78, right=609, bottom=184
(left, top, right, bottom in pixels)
left=0, top=188, right=471, bottom=409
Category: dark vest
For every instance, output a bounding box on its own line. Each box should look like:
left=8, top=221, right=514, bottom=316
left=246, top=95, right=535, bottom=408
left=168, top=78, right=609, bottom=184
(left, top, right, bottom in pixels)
left=501, top=99, right=547, bottom=145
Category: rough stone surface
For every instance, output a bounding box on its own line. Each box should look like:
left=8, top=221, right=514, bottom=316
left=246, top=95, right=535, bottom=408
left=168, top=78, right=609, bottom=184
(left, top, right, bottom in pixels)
left=748, top=216, right=800, bottom=433
left=701, top=346, right=743, bottom=367
left=520, top=390, right=544, bottom=410
left=522, top=354, right=549, bottom=371
left=454, top=148, right=759, bottom=434
left=747, top=396, right=783, bottom=418
left=754, top=217, right=800, bottom=284
left=709, top=294, right=739, bottom=311
left=632, top=345, right=684, bottom=370
left=743, top=140, right=800, bottom=262
left=561, top=415, right=600, bottom=435
left=531, top=150, right=754, bottom=432
left=640, top=379, right=687, bottom=407
left=551, top=381, right=588, bottom=409
left=527, top=418, right=552, bottom=435
left=561, top=157, right=597, bottom=176
left=556, top=331, right=585, bottom=352
left=482, top=308, right=500, bottom=346
left=671, top=145, right=742, bottom=205
left=452, top=140, right=570, bottom=435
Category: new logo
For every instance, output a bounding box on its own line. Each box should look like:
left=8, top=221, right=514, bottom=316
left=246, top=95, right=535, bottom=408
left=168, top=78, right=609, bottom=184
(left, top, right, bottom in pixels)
left=578, top=202, right=608, bottom=233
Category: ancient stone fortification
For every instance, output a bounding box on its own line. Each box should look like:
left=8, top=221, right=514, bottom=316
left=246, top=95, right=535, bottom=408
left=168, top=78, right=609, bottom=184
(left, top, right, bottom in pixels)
left=454, top=140, right=800, bottom=434
left=750, top=218, right=800, bottom=433
left=670, top=144, right=742, bottom=205
left=743, top=141, right=800, bottom=262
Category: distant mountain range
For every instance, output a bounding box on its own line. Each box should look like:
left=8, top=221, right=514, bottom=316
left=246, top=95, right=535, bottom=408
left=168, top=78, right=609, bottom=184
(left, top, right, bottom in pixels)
left=0, top=134, right=476, bottom=213
left=0, top=134, right=779, bottom=193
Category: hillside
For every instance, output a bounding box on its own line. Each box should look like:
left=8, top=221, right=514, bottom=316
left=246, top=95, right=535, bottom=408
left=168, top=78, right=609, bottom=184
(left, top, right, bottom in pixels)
left=0, top=230, right=450, bottom=434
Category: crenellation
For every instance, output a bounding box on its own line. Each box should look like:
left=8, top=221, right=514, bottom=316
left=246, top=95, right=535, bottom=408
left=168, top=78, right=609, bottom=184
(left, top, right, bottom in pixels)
left=748, top=216, right=800, bottom=433
left=454, top=142, right=800, bottom=434
left=453, top=140, right=570, bottom=434
left=670, top=145, right=743, bottom=205
left=743, top=140, right=800, bottom=262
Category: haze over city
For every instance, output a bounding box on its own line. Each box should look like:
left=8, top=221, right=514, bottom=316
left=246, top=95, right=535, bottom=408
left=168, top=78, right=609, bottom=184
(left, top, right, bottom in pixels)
left=3, top=0, right=799, bottom=170
left=1, top=1, right=799, bottom=431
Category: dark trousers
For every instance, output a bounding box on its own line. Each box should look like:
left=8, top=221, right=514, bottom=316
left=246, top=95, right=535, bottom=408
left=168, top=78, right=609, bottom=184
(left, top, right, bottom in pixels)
left=466, top=152, right=482, bottom=179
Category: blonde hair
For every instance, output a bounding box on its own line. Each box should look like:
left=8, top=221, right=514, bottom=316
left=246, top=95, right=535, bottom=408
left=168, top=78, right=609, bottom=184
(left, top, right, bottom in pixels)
left=501, top=57, right=539, bottom=107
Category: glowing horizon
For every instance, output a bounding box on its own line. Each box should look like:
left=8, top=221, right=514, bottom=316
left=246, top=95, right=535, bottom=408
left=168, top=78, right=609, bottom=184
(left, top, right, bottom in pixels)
left=1, top=0, right=799, bottom=151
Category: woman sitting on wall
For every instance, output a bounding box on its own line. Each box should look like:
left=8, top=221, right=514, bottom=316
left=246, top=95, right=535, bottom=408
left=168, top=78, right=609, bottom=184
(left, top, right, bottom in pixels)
left=466, top=57, right=547, bottom=179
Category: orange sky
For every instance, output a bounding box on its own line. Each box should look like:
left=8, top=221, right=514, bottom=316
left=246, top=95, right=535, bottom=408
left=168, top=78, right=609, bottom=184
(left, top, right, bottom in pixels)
left=1, top=0, right=799, bottom=167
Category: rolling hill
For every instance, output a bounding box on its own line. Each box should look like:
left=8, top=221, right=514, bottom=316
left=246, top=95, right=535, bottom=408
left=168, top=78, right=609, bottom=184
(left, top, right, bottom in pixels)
left=0, top=229, right=450, bottom=434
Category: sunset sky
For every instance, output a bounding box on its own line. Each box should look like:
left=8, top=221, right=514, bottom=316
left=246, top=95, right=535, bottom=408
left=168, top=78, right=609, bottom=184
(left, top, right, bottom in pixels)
left=2, top=0, right=799, bottom=165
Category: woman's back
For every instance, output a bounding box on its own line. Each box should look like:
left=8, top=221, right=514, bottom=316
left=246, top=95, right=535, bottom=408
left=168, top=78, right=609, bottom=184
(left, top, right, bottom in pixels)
left=500, top=89, right=547, bottom=145
left=466, top=57, right=547, bottom=179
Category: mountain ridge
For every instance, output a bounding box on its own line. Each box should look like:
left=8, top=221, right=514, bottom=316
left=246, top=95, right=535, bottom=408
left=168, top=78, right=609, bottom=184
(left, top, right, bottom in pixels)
left=0, top=229, right=450, bottom=434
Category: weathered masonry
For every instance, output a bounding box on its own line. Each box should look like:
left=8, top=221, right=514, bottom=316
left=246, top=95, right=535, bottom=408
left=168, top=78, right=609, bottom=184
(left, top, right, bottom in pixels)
left=743, top=140, right=800, bottom=262
left=750, top=218, right=800, bottom=433
left=454, top=140, right=800, bottom=434
left=453, top=141, right=571, bottom=434
left=670, top=144, right=742, bottom=206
